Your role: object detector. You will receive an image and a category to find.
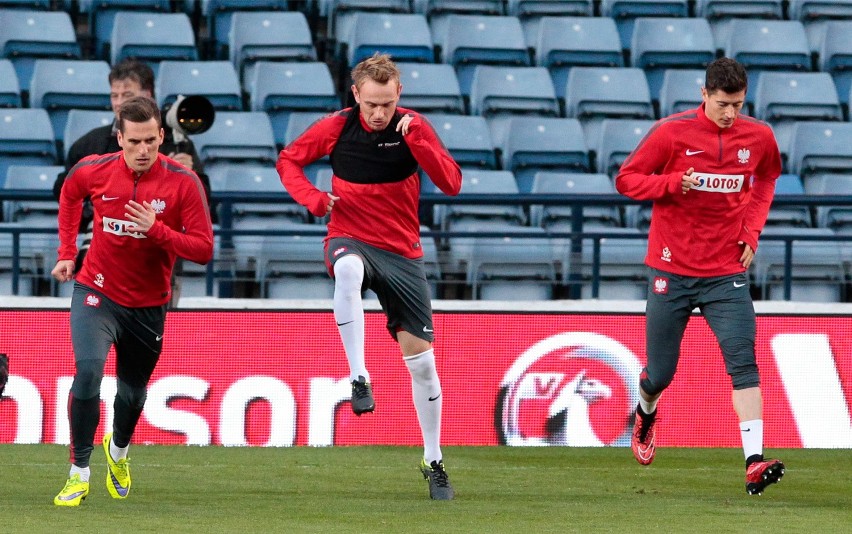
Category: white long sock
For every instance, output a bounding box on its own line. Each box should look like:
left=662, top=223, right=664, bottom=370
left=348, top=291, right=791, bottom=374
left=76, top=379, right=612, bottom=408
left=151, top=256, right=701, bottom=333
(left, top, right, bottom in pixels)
left=69, top=464, right=90, bottom=482
left=333, top=255, right=368, bottom=382
left=639, top=394, right=658, bottom=415
left=404, top=349, right=442, bottom=464
left=740, top=419, right=764, bottom=460
left=110, top=435, right=129, bottom=461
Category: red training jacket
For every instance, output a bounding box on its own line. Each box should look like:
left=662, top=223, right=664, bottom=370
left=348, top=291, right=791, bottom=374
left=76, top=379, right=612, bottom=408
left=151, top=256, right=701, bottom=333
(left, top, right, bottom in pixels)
left=616, top=103, right=781, bottom=277
left=58, top=152, right=214, bottom=307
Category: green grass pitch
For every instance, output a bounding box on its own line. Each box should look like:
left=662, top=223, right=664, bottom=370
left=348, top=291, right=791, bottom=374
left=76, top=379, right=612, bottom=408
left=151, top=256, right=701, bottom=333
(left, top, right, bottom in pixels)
left=1, top=445, right=849, bottom=533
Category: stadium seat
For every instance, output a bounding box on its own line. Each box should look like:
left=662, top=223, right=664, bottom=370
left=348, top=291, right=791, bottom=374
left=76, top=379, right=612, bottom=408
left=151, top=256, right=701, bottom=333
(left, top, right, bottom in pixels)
left=765, top=173, right=812, bottom=228
left=255, top=222, right=331, bottom=299
left=469, top=65, right=559, bottom=117
left=397, top=62, right=464, bottom=114
left=657, top=68, right=704, bottom=116
left=595, top=118, right=655, bottom=178
left=179, top=230, right=237, bottom=298
left=62, top=109, right=115, bottom=162
left=564, top=66, right=654, bottom=145
left=249, top=61, right=340, bottom=148
left=0, top=59, right=21, bottom=107
left=191, top=111, right=277, bottom=171
left=630, top=17, right=715, bottom=102
left=328, top=0, right=412, bottom=50
left=789, top=0, right=852, bottom=20
left=507, top=0, right=593, bottom=18
left=787, top=121, right=852, bottom=179
left=0, top=108, right=56, bottom=185
left=77, top=0, right=171, bottom=59
left=0, top=222, right=39, bottom=295
left=533, top=16, right=624, bottom=101
left=466, top=227, right=557, bottom=300
left=440, top=15, right=530, bottom=96
left=342, top=12, right=433, bottom=68
left=201, top=0, right=289, bottom=58
left=599, top=0, right=689, bottom=50
left=575, top=227, right=648, bottom=299
left=529, top=171, right=622, bottom=232
left=28, top=59, right=111, bottom=147
left=424, top=113, right=497, bottom=169
left=217, top=163, right=308, bottom=224
left=2, top=164, right=61, bottom=223
left=154, top=61, right=242, bottom=111
left=804, top=173, right=852, bottom=233
left=436, top=169, right=525, bottom=231
left=817, top=20, right=852, bottom=108
left=752, top=227, right=845, bottom=302
left=695, top=0, right=783, bottom=19
left=416, top=0, right=505, bottom=47
left=228, top=11, right=316, bottom=83
left=0, top=9, right=80, bottom=93
left=110, top=12, right=198, bottom=66
left=494, top=116, right=590, bottom=193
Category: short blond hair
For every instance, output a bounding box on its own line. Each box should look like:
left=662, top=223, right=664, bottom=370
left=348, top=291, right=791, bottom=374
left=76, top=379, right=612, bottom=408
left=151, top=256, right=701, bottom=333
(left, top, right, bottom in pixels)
left=351, top=52, right=400, bottom=89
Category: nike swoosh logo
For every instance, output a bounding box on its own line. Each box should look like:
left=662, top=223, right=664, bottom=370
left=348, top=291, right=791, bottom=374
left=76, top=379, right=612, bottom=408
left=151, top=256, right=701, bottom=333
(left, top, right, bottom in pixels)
left=742, top=428, right=751, bottom=432
left=110, top=472, right=129, bottom=496
left=423, top=326, right=433, bottom=333
left=102, top=195, right=119, bottom=201
left=428, top=394, right=441, bottom=401
left=336, top=320, right=353, bottom=327
left=58, top=490, right=87, bottom=501
left=685, top=149, right=704, bottom=156
left=156, top=335, right=163, bottom=341
left=733, top=282, right=746, bottom=288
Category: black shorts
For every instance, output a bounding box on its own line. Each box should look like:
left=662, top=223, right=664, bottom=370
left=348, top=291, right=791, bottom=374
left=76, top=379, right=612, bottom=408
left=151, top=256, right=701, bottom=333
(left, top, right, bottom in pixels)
left=326, top=238, right=434, bottom=343
left=645, top=268, right=759, bottom=390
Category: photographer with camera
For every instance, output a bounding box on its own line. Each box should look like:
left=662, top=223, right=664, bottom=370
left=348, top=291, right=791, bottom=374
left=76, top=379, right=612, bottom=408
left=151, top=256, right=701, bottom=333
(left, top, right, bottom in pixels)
left=53, top=59, right=215, bottom=305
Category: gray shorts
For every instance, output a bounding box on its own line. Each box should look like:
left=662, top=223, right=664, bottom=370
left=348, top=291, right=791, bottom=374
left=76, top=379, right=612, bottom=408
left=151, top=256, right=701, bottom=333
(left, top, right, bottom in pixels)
left=327, top=238, right=434, bottom=342
left=643, top=268, right=759, bottom=392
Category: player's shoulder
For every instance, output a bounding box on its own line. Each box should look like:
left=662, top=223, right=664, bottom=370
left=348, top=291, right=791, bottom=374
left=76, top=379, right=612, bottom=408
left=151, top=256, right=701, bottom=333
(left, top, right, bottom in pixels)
left=71, top=152, right=121, bottom=173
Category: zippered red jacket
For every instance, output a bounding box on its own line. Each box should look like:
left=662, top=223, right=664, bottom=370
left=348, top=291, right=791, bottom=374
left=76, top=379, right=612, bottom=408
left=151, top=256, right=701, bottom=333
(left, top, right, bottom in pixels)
left=276, top=106, right=462, bottom=259
left=58, top=152, right=214, bottom=307
left=616, top=103, right=781, bottom=277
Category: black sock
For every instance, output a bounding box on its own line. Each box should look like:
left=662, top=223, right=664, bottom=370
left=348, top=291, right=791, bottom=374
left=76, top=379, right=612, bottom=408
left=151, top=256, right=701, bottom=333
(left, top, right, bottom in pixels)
left=636, top=404, right=656, bottom=421
left=69, top=394, right=100, bottom=468
left=746, top=453, right=764, bottom=468
left=113, top=394, right=144, bottom=448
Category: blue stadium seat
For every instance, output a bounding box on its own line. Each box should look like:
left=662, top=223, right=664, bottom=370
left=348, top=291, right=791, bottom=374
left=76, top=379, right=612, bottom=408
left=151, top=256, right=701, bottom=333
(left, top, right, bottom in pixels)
left=788, top=121, right=852, bottom=179
left=0, top=108, right=56, bottom=183
left=416, top=0, right=505, bottom=46
left=436, top=169, right=525, bottom=230
left=789, top=0, right=852, bottom=20
left=494, top=116, right=590, bottom=192
left=804, top=173, right=852, bottom=232
left=397, top=62, right=464, bottom=114
left=191, top=111, right=277, bottom=172
left=0, top=222, right=40, bottom=295
left=155, top=60, right=242, bottom=111
left=630, top=17, right=715, bottom=102
left=695, top=0, right=783, bottom=19
left=228, top=11, right=316, bottom=83
left=595, top=118, right=655, bottom=178
left=599, top=0, right=689, bottom=49
left=62, top=109, right=115, bottom=162
left=657, top=68, right=704, bottom=116
left=564, top=66, right=654, bottom=145
left=0, top=59, right=21, bottom=107
left=255, top=222, right=331, bottom=299
left=469, top=65, right=559, bottom=117
left=766, top=173, right=812, bottom=228
left=2, top=164, right=61, bottom=223
left=467, top=227, right=557, bottom=300
left=507, top=0, right=593, bottom=17
left=28, top=59, right=111, bottom=146
left=534, top=16, right=623, bottom=100
left=217, top=163, right=308, bottom=223
left=0, top=9, right=80, bottom=93
left=752, top=227, right=845, bottom=302
left=249, top=61, right=340, bottom=148
left=424, top=113, right=497, bottom=169
left=440, top=15, right=530, bottom=96
left=817, top=20, right=852, bottom=108
left=201, top=0, right=289, bottom=57
left=110, top=12, right=198, bottom=66
left=343, top=12, right=433, bottom=68
left=575, top=227, right=648, bottom=299
left=529, top=171, right=622, bottom=232
left=328, top=0, right=412, bottom=48
left=77, top=1, right=171, bottom=59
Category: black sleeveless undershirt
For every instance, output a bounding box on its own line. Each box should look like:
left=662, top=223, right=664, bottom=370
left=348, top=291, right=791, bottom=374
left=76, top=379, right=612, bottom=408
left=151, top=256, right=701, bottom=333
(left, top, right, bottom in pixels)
left=330, top=106, right=418, bottom=184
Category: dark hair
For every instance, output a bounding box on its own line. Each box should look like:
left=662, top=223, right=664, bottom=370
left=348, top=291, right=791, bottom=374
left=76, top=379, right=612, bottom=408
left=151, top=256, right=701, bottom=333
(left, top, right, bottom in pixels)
left=704, top=57, right=748, bottom=95
left=117, top=96, right=161, bottom=132
left=351, top=52, right=400, bottom=89
left=109, top=58, right=155, bottom=96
